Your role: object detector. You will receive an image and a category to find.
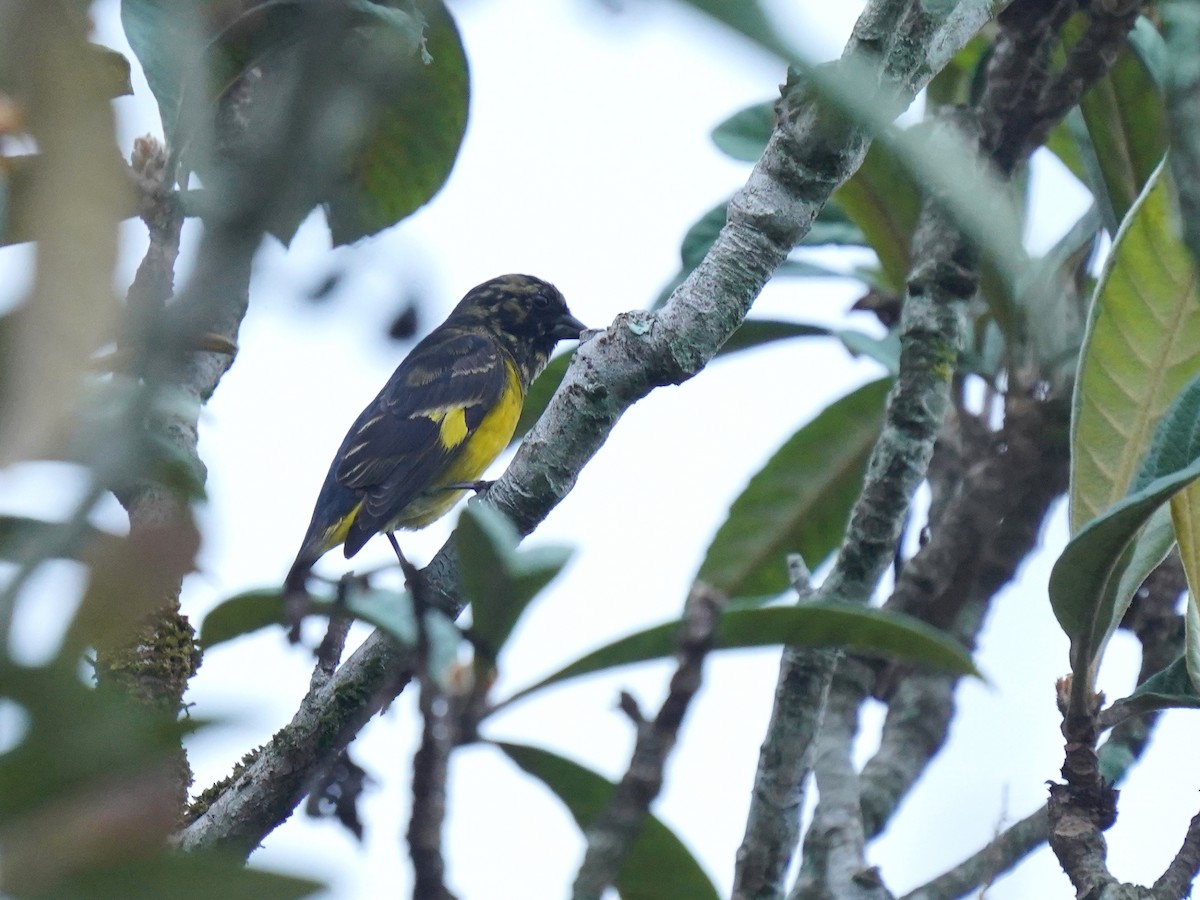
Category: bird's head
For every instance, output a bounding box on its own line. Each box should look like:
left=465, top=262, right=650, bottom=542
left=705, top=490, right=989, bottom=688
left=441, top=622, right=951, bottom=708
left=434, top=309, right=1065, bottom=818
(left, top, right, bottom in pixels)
left=450, top=274, right=587, bottom=383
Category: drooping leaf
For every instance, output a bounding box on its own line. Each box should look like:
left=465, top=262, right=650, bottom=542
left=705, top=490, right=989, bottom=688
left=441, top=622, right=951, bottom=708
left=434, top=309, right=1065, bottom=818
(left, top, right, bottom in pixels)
left=711, top=101, right=773, bottom=162
left=119, top=0, right=198, bottom=144
left=455, top=505, right=571, bottom=664
left=1187, top=593, right=1200, bottom=696
left=697, top=378, right=891, bottom=597
left=836, top=328, right=900, bottom=375
left=325, top=0, right=469, bottom=244
left=1016, top=204, right=1100, bottom=378
left=1099, top=654, right=1200, bottom=784
left=1114, top=655, right=1200, bottom=718
left=1074, top=16, right=1168, bottom=227
left=511, top=320, right=839, bottom=448
left=121, top=0, right=468, bottom=244
left=0, top=662, right=204, bottom=822
left=832, top=141, right=922, bottom=292
left=1052, top=371, right=1200, bottom=678
left=499, top=601, right=977, bottom=710
left=43, top=851, right=322, bottom=900
left=0, top=515, right=120, bottom=563
left=198, top=589, right=286, bottom=649
left=511, top=351, right=573, bottom=446
left=1045, top=115, right=1090, bottom=187
left=718, top=319, right=830, bottom=354
left=1069, top=160, right=1200, bottom=533
left=66, top=515, right=201, bottom=653
left=335, top=583, right=462, bottom=688
left=496, top=742, right=721, bottom=900
left=672, top=0, right=795, bottom=61
left=925, top=32, right=990, bottom=107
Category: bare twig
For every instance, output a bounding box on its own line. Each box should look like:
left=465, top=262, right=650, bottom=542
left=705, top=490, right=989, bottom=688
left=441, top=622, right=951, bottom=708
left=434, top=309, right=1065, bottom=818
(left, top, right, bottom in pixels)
left=1153, top=808, right=1200, bottom=899
left=902, top=806, right=1049, bottom=900
left=901, top=552, right=1185, bottom=900
left=571, top=584, right=726, bottom=900
left=408, top=680, right=458, bottom=900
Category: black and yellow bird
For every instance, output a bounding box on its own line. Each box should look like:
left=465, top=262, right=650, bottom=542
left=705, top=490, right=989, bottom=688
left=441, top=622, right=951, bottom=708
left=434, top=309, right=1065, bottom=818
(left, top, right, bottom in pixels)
left=285, top=274, right=586, bottom=595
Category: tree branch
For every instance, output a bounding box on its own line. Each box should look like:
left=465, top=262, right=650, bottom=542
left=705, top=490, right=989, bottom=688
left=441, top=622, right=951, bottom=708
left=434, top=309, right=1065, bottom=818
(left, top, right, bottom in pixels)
left=178, top=0, right=1000, bottom=857
left=571, top=584, right=725, bottom=900
left=901, top=807, right=1049, bottom=900
left=732, top=559, right=839, bottom=900
left=1153, top=808, right=1200, bottom=899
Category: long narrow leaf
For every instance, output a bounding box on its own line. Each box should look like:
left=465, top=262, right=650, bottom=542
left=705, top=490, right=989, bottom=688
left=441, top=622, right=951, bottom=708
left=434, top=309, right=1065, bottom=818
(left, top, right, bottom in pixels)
left=496, top=742, right=720, bottom=900
left=1052, top=372, right=1200, bottom=676
left=697, top=378, right=891, bottom=597
left=498, top=602, right=978, bottom=710
left=1069, top=159, right=1200, bottom=532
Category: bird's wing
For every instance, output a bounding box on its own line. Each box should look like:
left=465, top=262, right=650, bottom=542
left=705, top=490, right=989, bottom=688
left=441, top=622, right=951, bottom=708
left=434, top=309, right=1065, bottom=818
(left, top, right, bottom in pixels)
left=335, top=330, right=509, bottom=547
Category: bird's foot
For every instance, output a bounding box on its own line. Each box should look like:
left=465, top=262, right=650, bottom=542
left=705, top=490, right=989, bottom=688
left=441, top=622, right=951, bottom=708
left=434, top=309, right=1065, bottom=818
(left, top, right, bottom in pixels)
left=441, top=479, right=494, bottom=495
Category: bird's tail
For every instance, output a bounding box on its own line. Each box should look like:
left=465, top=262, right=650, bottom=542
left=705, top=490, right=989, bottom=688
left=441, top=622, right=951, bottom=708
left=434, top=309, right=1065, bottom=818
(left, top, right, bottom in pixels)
left=282, top=552, right=317, bottom=642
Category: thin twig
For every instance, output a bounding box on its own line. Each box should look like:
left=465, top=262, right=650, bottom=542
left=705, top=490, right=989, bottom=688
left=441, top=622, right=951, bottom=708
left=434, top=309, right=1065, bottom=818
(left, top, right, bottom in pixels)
left=571, top=584, right=726, bottom=900
left=1152, top=808, right=1200, bottom=899
left=407, top=678, right=457, bottom=900
left=901, top=806, right=1049, bottom=900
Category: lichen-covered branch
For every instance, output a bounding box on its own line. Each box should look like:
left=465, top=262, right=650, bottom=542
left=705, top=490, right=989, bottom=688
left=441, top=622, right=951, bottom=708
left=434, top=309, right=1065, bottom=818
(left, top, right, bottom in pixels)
left=179, top=0, right=1000, bottom=857
left=901, top=807, right=1049, bottom=900
left=732, top=560, right=837, bottom=900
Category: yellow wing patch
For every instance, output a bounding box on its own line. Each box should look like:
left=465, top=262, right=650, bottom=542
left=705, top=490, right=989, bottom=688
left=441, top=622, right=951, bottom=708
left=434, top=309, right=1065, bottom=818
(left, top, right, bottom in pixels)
left=421, top=407, right=470, bottom=450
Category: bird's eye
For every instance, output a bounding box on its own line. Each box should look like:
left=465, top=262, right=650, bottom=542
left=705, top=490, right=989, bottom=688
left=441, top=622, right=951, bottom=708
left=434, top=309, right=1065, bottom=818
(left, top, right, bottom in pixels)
left=532, top=293, right=552, bottom=310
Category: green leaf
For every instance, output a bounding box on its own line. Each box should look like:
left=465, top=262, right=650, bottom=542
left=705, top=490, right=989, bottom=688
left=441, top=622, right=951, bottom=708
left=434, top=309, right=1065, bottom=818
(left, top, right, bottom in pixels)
left=121, top=0, right=467, bottom=244
left=120, top=0, right=197, bottom=144
left=198, top=589, right=286, bottom=649
left=499, top=602, right=978, bottom=709
left=0, top=662, right=205, bottom=823
left=1069, top=160, right=1200, bottom=532
left=718, top=320, right=830, bottom=354
left=1118, top=655, right=1200, bottom=716
left=325, top=0, right=469, bottom=244
left=1016, top=204, right=1100, bottom=378
left=455, top=505, right=571, bottom=663
left=0, top=515, right=120, bottom=563
left=1073, top=15, right=1168, bottom=226
left=680, top=201, right=728, bottom=270
left=925, top=32, right=990, bottom=107
left=88, top=44, right=135, bottom=98
left=336, top=584, right=463, bottom=687
left=672, top=0, right=795, bottom=61
left=697, top=378, right=891, bottom=597
left=836, top=328, right=901, bottom=375
left=1052, top=371, right=1200, bottom=677
left=711, top=101, right=773, bottom=162
left=832, top=141, right=922, bottom=292
left=1187, top=594, right=1200, bottom=697
left=495, top=742, right=721, bottom=900
left=511, top=320, right=838, bottom=449
left=43, top=852, right=322, bottom=900
left=511, top=351, right=574, bottom=446
left=1045, top=116, right=1090, bottom=187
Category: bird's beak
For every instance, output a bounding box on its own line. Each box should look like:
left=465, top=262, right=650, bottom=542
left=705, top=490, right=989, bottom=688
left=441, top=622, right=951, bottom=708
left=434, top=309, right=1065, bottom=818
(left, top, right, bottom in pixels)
left=552, top=312, right=589, bottom=340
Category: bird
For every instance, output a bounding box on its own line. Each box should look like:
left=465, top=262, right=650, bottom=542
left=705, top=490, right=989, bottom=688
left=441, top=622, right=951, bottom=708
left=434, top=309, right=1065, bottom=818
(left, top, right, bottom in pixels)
left=284, top=273, right=587, bottom=602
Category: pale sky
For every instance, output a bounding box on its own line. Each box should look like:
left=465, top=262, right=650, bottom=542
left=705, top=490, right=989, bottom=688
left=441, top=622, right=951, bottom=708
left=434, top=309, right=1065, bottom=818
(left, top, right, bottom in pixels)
left=2, top=1, right=1196, bottom=898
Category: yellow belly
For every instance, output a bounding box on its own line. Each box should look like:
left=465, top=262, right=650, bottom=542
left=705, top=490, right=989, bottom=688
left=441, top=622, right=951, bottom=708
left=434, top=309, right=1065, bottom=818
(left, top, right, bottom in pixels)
left=390, top=359, right=524, bottom=529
